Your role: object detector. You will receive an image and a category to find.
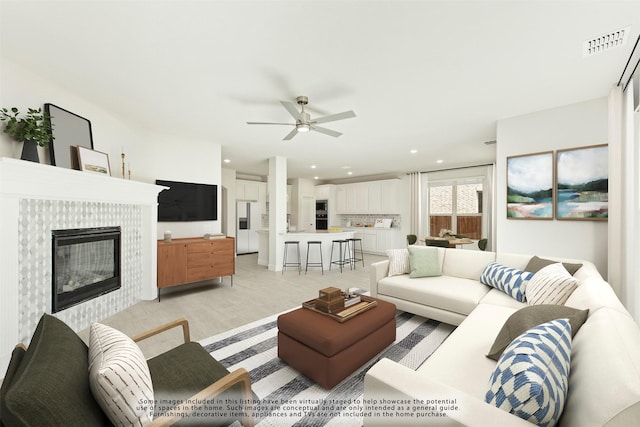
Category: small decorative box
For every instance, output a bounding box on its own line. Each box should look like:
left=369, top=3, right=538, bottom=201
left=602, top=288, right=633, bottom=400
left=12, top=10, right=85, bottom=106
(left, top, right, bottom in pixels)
left=318, top=287, right=342, bottom=301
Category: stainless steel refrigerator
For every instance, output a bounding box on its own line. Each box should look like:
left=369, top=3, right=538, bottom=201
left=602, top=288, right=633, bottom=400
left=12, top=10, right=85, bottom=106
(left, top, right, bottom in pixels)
left=236, top=201, right=261, bottom=254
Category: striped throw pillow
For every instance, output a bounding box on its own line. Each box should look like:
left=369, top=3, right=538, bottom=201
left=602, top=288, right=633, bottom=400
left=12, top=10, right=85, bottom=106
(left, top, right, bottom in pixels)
left=526, top=263, right=578, bottom=305
left=89, top=323, right=154, bottom=425
left=486, top=318, right=572, bottom=427
left=386, top=248, right=410, bottom=276
left=480, top=262, right=534, bottom=302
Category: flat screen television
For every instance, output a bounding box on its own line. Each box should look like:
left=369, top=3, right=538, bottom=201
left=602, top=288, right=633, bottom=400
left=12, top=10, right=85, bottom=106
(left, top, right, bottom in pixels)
left=156, top=179, right=218, bottom=221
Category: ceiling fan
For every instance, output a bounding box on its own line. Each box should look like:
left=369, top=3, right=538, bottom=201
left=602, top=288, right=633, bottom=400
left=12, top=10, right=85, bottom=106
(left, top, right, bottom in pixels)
left=247, top=96, right=356, bottom=140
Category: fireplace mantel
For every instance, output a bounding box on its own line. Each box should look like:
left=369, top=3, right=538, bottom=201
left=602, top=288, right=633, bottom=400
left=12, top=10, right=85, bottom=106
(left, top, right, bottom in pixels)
left=0, top=157, right=165, bottom=373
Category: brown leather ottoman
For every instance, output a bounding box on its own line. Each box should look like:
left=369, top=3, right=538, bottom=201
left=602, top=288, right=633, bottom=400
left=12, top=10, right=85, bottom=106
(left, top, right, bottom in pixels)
left=277, top=298, right=396, bottom=389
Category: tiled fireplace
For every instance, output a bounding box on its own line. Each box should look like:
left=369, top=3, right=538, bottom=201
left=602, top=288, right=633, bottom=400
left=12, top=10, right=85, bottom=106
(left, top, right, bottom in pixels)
left=0, top=157, right=164, bottom=373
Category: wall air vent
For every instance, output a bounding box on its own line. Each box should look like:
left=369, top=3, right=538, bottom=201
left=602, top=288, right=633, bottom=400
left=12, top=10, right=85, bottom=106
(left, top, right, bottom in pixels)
left=583, top=26, right=630, bottom=57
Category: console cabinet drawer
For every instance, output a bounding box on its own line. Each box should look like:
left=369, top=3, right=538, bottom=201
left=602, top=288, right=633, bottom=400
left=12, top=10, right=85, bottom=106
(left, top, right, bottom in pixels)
left=157, top=237, right=235, bottom=295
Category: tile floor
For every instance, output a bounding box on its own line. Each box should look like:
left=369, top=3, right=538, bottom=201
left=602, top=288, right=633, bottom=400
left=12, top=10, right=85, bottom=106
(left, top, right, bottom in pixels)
left=80, top=252, right=387, bottom=357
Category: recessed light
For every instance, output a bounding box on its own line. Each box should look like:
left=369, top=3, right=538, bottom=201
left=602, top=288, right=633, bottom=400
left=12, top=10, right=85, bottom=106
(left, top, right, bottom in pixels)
left=410, top=149, right=418, bottom=154
left=314, top=176, right=319, bottom=180
left=436, top=159, right=443, bottom=164
left=223, top=159, right=231, bottom=163
left=347, top=171, right=353, bottom=175
left=311, top=165, right=317, bottom=169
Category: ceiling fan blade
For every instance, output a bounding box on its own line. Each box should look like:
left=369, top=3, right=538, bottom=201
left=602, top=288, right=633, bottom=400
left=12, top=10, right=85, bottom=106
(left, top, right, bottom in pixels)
left=246, top=121, right=294, bottom=125
left=311, top=126, right=342, bottom=138
left=311, top=110, right=356, bottom=125
left=283, top=128, right=298, bottom=140
left=280, top=101, right=302, bottom=121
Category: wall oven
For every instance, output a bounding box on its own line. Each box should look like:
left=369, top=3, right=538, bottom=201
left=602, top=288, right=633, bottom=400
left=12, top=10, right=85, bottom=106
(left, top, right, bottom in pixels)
left=316, top=200, right=328, bottom=230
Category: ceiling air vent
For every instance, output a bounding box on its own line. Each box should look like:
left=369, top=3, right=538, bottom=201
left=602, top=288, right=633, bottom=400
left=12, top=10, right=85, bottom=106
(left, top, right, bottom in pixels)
left=583, top=26, right=630, bottom=57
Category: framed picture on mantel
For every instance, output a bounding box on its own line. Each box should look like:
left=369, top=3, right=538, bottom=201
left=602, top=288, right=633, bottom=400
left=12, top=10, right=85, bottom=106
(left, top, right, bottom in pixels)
left=77, top=146, right=111, bottom=176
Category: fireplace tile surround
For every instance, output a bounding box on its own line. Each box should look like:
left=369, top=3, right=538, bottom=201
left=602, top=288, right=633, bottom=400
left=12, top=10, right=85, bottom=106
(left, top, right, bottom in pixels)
left=0, top=157, right=164, bottom=373
left=20, top=200, right=139, bottom=336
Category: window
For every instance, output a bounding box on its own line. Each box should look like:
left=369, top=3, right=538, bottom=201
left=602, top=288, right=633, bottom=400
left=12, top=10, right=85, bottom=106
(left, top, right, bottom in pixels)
left=428, top=179, right=483, bottom=239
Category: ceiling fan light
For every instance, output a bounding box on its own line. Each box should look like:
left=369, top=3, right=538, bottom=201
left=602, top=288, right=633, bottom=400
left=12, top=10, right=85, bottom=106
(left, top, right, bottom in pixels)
left=296, top=123, right=310, bottom=132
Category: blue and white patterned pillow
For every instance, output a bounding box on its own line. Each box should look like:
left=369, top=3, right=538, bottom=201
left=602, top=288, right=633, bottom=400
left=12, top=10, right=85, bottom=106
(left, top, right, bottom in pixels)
left=486, top=318, right=572, bottom=427
left=480, top=262, right=534, bottom=302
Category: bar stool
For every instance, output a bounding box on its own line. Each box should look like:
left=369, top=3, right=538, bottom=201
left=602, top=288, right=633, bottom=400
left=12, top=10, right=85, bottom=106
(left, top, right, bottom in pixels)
left=329, top=239, right=351, bottom=273
left=305, top=241, right=324, bottom=274
left=346, top=237, right=365, bottom=268
left=282, top=241, right=301, bottom=274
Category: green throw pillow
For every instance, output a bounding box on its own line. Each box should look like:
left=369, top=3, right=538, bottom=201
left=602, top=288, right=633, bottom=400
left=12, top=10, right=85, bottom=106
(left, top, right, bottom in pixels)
left=407, top=246, right=441, bottom=278
left=525, top=255, right=583, bottom=276
left=486, top=304, right=589, bottom=361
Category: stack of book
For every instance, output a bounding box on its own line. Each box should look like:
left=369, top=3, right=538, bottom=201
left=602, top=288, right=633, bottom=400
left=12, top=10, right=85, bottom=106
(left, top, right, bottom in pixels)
left=344, top=293, right=361, bottom=307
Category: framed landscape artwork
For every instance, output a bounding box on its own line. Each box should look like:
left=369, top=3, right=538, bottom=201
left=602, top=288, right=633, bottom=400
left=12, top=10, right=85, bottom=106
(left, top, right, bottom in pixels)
left=555, top=144, right=608, bottom=220
left=507, top=151, right=554, bottom=219
left=77, top=146, right=111, bottom=176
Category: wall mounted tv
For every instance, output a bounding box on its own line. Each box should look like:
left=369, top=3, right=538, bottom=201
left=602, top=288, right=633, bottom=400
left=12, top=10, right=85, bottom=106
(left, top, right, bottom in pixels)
left=156, top=179, right=218, bottom=221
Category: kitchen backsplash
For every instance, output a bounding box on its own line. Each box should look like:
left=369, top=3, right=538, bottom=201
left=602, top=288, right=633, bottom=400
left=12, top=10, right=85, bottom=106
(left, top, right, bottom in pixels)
left=339, top=214, right=400, bottom=228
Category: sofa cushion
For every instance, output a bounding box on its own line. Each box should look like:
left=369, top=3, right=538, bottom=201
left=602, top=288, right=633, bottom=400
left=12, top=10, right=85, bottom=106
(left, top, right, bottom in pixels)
left=480, top=262, right=534, bottom=302
left=407, top=245, right=441, bottom=278
left=386, top=248, right=410, bottom=276
left=560, top=307, right=640, bottom=426
left=89, top=323, right=154, bottom=426
left=378, top=274, right=491, bottom=316
left=1, top=314, right=108, bottom=427
left=564, top=276, right=628, bottom=313
left=417, top=303, right=517, bottom=398
left=479, top=289, right=528, bottom=309
left=526, top=263, right=578, bottom=305
left=486, top=318, right=572, bottom=427
left=525, top=255, right=583, bottom=276
left=442, top=249, right=496, bottom=280
left=486, top=305, right=588, bottom=361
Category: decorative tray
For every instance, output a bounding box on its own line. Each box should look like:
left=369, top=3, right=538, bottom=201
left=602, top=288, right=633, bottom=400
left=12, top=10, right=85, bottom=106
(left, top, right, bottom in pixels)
left=302, top=295, right=377, bottom=323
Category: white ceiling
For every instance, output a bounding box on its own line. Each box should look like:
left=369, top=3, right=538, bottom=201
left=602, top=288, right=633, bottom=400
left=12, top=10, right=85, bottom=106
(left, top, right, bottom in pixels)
left=2, top=1, right=639, bottom=182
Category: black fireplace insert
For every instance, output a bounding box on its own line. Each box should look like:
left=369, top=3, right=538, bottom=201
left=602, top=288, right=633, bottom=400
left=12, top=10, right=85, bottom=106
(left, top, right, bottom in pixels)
left=51, top=226, right=121, bottom=312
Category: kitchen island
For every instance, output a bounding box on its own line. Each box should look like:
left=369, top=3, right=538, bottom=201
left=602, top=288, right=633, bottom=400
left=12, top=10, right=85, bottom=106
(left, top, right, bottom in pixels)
left=257, top=230, right=355, bottom=271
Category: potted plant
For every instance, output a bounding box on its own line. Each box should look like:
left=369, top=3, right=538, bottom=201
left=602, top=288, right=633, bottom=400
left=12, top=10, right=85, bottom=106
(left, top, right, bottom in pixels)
left=0, top=106, right=53, bottom=162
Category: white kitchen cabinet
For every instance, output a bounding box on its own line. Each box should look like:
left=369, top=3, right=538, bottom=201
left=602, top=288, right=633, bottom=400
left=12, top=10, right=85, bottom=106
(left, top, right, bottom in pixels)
left=355, top=183, right=369, bottom=212
left=354, top=230, right=377, bottom=253
left=236, top=179, right=261, bottom=201
left=353, top=228, right=403, bottom=254
left=334, top=180, right=400, bottom=214
left=315, top=184, right=331, bottom=200
left=368, top=181, right=382, bottom=213
left=287, top=185, right=292, bottom=214
left=336, top=185, right=347, bottom=213
left=380, top=180, right=400, bottom=213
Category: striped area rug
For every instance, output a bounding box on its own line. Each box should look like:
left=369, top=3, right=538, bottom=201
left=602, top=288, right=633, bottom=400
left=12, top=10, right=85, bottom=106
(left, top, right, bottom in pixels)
left=200, top=309, right=456, bottom=426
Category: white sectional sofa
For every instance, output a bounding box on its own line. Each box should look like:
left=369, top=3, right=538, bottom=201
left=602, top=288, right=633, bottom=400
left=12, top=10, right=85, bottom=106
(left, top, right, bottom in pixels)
left=364, top=248, right=640, bottom=426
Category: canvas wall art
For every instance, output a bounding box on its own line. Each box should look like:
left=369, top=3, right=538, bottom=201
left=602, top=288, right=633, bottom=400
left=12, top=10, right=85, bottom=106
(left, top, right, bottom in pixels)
left=507, top=151, right=554, bottom=219
left=556, top=144, right=608, bottom=220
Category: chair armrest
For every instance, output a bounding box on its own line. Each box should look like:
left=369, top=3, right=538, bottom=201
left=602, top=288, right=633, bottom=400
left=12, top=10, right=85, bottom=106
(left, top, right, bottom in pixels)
left=147, top=368, right=254, bottom=427
left=132, top=318, right=191, bottom=344
left=370, top=260, right=389, bottom=297
left=364, top=358, right=531, bottom=426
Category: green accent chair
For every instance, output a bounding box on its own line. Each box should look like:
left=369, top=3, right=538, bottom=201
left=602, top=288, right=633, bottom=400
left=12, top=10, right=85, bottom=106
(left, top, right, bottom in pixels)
left=0, top=314, right=255, bottom=427
left=478, top=238, right=488, bottom=251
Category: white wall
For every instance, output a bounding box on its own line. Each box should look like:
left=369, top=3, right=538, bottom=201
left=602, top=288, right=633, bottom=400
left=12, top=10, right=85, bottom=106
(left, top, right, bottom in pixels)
left=496, top=97, right=608, bottom=276
left=1, top=58, right=223, bottom=241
